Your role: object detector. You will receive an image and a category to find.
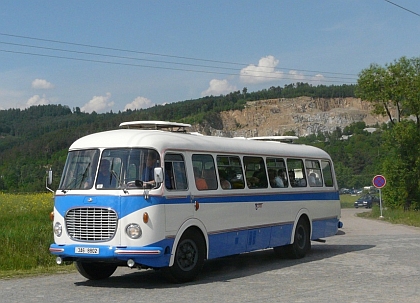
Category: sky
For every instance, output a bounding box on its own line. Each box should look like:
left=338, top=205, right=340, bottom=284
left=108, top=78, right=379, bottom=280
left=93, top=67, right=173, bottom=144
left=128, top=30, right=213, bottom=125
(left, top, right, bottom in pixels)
left=0, top=0, right=420, bottom=113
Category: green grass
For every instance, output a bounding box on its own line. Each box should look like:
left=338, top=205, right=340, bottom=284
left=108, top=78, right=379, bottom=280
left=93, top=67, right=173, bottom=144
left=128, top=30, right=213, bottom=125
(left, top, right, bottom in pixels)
left=340, top=194, right=420, bottom=227
left=340, top=194, right=359, bottom=208
left=0, top=193, right=74, bottom=279
left=358, top=205, right=420, bottom=227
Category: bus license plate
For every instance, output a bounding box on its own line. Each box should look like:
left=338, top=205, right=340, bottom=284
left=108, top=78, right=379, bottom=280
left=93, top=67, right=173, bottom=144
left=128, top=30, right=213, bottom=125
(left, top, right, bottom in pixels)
left=75, top=247, right=99, bottom=254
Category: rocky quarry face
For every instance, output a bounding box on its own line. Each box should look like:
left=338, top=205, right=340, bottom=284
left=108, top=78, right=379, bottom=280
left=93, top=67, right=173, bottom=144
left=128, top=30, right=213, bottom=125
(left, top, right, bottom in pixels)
left=192, top=97, right=391, bottom=137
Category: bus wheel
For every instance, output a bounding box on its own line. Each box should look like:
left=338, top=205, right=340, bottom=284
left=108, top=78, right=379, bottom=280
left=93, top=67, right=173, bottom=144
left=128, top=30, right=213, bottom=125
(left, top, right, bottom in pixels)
left=75, top=261, right=117, bottom=280
left=163, top=229, right=205, bottom=283
left=288, top=217, right=311, bottom=259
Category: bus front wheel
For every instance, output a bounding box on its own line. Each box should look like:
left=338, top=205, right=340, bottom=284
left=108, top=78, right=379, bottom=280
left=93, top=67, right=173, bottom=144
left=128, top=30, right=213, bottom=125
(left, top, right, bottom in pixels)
left=163, top=229, right=205, bottom=283
left=75, top=261, right=118, bottom=280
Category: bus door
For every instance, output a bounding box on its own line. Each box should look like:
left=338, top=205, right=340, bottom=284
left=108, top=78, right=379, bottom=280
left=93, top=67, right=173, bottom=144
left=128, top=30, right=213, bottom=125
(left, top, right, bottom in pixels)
left=243, top=156, right=272, bottom=251
left=163, top=153, right=192, bottom=233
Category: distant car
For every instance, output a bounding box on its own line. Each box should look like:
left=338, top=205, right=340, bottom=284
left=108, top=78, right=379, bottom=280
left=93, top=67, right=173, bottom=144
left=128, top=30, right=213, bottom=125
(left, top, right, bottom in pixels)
left=354, top=195, right=379, bottom=208
left=339, top=188, right=350, bottom=194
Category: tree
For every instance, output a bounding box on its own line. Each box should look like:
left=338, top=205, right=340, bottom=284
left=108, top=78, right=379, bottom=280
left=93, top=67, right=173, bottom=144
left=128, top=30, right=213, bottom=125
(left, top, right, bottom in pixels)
left=357, top=57, right=420, bottom=127
left=382, top=121, right=420, bottom=210
left=357, top=56, right=420, bottom=209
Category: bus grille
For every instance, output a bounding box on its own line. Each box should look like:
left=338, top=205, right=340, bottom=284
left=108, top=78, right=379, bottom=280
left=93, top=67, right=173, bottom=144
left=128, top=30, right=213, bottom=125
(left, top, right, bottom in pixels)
left=65, top=208, right=118, bottom=242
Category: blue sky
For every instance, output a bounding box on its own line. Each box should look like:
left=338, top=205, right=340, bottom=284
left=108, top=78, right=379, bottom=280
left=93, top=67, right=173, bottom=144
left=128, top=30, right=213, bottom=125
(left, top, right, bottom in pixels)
left=0, top=0, right=419, bottom=113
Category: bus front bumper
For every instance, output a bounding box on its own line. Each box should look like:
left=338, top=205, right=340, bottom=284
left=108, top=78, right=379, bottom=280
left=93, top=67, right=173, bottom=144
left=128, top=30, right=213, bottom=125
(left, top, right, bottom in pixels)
left=49, top=244, right=170, bottom=268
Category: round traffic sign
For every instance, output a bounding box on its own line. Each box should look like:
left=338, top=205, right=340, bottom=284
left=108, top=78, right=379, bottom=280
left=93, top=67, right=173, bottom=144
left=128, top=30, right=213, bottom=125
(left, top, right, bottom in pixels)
left=372, top=175, right=386, bottom=189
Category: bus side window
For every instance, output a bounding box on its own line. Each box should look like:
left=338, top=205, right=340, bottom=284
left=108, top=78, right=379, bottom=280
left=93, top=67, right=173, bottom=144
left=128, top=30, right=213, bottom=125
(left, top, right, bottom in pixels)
left=164, top=153, right=188, bottom=191
left=321, top=160, right=334, bottom=187
left=192, top=154, right=217, bottom=190
left=244, top=156, right=268, bottom=189
left=287, top=158, right=307, bottom=187
left=216, top=155, right=245, bottom=190
left=305, top=159, right=323, bottom=187
left=266, top=158, right=287, bottom=188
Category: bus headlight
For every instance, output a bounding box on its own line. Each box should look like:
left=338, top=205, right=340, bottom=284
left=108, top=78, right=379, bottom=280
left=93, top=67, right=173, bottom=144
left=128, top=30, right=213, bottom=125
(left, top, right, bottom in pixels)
left=54, top=222, right=62, bottom=237
left=126, top=223, right=142, bottom=239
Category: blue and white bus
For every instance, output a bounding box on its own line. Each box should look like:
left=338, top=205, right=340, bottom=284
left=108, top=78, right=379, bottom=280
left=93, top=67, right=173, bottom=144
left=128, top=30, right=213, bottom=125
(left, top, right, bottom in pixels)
left=49, top=121, right=342, bottom=282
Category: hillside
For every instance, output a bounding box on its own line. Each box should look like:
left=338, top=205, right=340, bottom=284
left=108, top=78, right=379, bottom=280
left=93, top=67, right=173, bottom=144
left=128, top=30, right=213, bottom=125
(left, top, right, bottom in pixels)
left=0, top=83, right=386, bottom=192
left=194, top=97, right=390, bottom=137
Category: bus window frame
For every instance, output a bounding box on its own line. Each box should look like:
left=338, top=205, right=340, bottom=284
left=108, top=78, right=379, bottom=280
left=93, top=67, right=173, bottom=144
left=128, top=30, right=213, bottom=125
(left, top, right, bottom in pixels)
left=305, top=159, right=323, bottom=187
left=216, top=155, right=245, bottom=190
left=266, top=157, right=288, bottom=188
left=287, top=158, right=307, bottom=188
left=164, top=152, right=189, bottom=191
left=243, top=156, right=268, bottom=189
left=321, top=159, right=334, bottom=187
left=192, top=154, right=217, bottom=191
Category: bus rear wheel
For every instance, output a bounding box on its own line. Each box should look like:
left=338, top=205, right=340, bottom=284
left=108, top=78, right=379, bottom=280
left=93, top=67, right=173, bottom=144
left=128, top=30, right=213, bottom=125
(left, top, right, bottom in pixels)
left=163, top=229, right=205, bottom=283
left=274, top=217, right=311, bottom=259
left=288, top=217, right=311, bottom=259
left=75, top=261, right=118, bottom=280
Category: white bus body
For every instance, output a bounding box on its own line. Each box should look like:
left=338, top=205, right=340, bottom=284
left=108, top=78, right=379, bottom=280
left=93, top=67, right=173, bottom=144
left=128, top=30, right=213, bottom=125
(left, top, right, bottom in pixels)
left=49, top=121, right=341, bottom=282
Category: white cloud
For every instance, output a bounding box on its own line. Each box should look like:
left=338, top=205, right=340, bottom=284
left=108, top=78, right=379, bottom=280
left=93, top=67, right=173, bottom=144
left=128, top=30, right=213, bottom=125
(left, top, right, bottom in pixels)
left=310, top=74, right=325, bottom=83
left=25, top=94, right=50, bottom=107
left=81, top=92, right=114, bottom=113
left=124, top=96, right=154, bottom=111
left=201, top=79, right=237, bottom=97
left=286, top=71, right=325, bottom=84
left=288, top=70, right=306, bottom=81
left=240, top=55, right=283, bottom=84
left=32, top=79, right=54, bottom=89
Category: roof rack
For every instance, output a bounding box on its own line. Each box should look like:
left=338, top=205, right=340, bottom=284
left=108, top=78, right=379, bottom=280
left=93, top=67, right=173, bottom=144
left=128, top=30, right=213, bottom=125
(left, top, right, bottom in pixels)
left=248, top=136, right=298, bottom=143
left=119, top=121, right=191, bottom=132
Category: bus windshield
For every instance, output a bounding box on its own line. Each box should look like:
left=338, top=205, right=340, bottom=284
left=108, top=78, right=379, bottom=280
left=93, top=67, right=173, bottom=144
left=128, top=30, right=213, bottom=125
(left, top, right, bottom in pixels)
left=59, top=149, right=100, bottom=190
left=58, top=148, right=160, bottom=190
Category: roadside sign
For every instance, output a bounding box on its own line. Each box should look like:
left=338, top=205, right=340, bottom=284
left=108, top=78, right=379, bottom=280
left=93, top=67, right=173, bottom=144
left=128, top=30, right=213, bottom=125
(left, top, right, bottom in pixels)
left=372, top=175, right=386, bottom=218
left=372, top=175, right=386, bottom=189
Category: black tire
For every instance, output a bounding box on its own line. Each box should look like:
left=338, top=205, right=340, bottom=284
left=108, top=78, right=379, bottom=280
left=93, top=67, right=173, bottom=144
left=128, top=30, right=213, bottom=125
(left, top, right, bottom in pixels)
left=75, top=261, right=118, bottom=280
left=288, top=217, right=311, bottom=259
left=163, top=229, right=205, bottom=283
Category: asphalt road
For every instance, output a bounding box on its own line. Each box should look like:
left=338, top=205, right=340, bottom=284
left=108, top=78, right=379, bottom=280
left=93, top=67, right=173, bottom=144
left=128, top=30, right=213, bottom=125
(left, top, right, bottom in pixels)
left=1, top=208, right=419, bottom=303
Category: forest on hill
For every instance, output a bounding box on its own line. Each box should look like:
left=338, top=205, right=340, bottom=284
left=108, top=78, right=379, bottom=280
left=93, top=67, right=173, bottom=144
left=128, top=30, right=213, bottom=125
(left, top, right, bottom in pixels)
left=0, top=82, right=373, bottom=193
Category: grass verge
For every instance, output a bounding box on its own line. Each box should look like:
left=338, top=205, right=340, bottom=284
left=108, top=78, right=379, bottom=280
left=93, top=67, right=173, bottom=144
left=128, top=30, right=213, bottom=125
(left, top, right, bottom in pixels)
left=0, top=192, right=75, bottom=279
left=340, top=194, right=359, bottom=208
left=357, top=205, right=420, bottom=227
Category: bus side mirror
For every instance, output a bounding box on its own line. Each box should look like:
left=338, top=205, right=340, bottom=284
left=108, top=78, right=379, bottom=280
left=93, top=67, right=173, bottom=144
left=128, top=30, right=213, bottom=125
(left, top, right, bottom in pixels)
left=46, top=169, right=54, bottom=193
left=47, top=169, right=53, bottom=185
left=154, top=167, right=164, bottom=184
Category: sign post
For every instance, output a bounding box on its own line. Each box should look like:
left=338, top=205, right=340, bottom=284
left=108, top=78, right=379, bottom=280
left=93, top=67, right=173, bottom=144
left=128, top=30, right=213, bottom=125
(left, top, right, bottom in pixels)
left=372, top=175, right=386, bottom=218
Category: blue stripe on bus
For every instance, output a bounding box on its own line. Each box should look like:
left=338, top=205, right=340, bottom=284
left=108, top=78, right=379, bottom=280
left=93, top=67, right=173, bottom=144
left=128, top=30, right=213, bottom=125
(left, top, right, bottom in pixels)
left=54, top=190, right=339, bottom=219
left=192, top=191, right=339, bottom=203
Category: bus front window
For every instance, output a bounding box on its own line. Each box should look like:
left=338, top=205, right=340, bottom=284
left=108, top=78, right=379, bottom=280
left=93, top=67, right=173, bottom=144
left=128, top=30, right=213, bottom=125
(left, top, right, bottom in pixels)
left=98, top=148, right=161, bottom=190
left=59, top=148, right=162, bottom=190
left=59, top=149, right=100, bottom=190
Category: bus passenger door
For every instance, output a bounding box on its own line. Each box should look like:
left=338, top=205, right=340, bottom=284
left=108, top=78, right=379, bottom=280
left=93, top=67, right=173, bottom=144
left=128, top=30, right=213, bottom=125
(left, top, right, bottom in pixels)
left=163, top=153, right=194, bottom=233
left=243, top=156, right=272, bottom=251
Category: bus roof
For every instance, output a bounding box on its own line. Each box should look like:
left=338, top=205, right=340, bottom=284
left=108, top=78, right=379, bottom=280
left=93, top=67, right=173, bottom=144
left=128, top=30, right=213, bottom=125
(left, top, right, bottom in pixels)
left=248, top=136, right=298, bottom=143
left=119, top=120, right=191, bottom=132
left=70, top=128, right=330, bottom=160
